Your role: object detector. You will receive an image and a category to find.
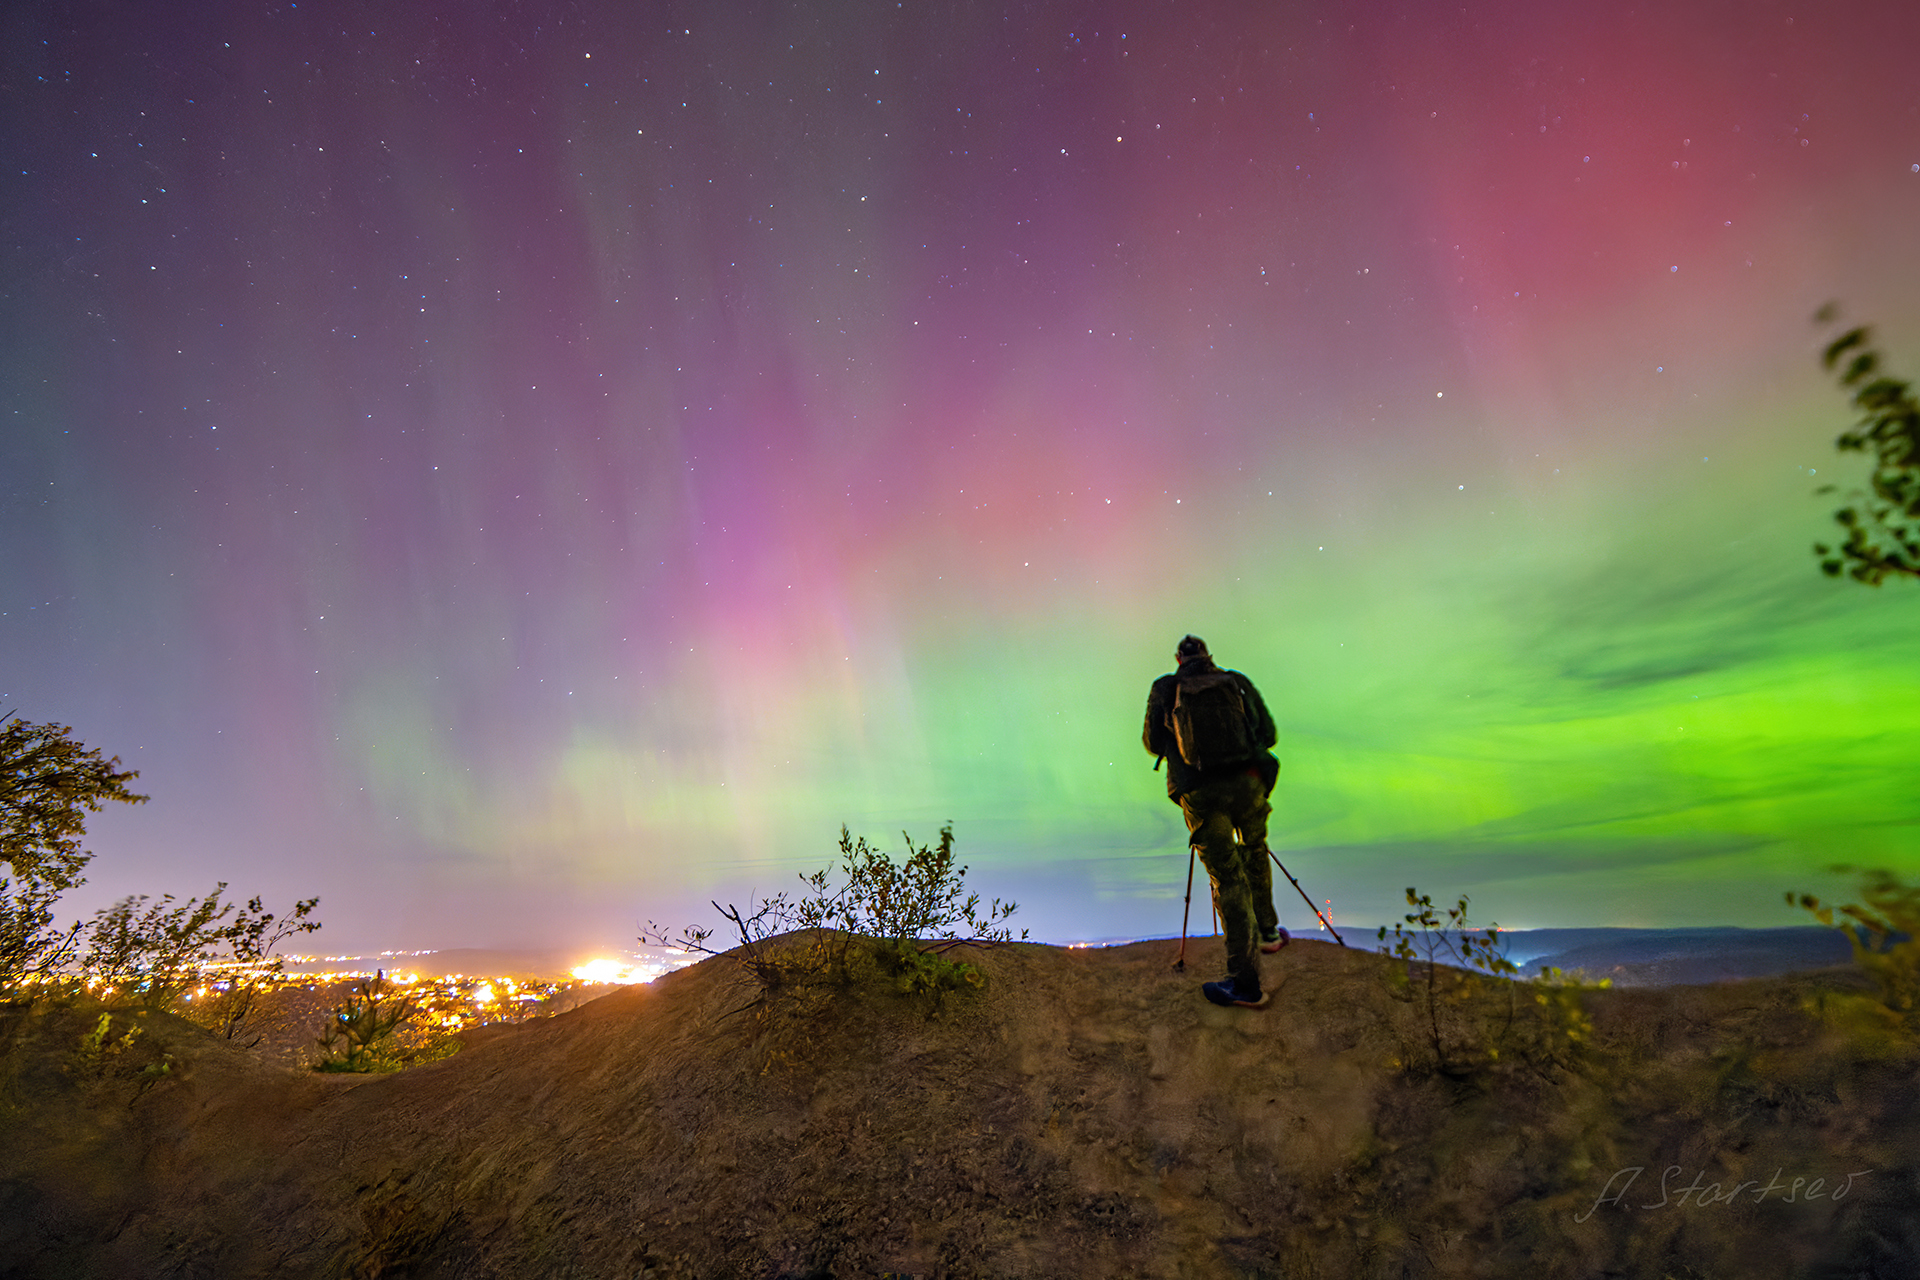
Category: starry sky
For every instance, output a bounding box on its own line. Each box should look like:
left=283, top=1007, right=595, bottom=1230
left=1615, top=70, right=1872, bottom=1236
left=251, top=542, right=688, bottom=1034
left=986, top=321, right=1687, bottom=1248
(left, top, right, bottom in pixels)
left=4, top=0, right=1919, bottom=954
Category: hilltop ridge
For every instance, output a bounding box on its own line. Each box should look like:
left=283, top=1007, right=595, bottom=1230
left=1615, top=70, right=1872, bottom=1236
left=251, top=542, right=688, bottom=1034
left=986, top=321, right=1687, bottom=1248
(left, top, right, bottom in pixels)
left=0, top=937, right=1913, bottom=1278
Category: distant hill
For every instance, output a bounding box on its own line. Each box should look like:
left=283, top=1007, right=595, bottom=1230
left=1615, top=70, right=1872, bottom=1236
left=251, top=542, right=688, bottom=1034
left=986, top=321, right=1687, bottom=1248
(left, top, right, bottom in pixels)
left=1497, top=925, right=1856, bottom=986
left=3, top=937, right=1913, bottom=1278
left=1131, top=924, right=1858, bottom=987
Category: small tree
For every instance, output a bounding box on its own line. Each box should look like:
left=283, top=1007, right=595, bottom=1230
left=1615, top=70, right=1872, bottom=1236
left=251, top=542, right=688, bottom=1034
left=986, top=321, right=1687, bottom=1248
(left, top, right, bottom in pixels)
left=1378, top=889, right=1520, bottom=1076
left=189, top=894, right=322, bottom=1042
left=77, top=884, right=320, bottom=1025
left=1377, top=887, right=1605, bottom=1079
left=0, top=715, right=320, bottom=1022
left=314, top=970, right=417, bottom=1072
left=1812, top=307, right=1920, bottom=585
left=1, top=715, right=148, bottom=891
left=817, top=823, right=1024, bottom=950
left=82, top=887, right=240, bottom=1010
left=646, top=823, right=1026, bottom=1001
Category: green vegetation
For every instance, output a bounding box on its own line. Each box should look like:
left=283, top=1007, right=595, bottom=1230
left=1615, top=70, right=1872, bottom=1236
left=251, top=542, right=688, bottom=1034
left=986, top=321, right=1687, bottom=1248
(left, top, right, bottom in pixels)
left=647, top=822, right=1025, bottom=1007
left=2, top=714, right=151, bottom=995
left=1378, top=887, right=1606, bottom=1079
left=2, top=715, right=322, bottom=1057
left=0, top=714, right=147, bottom=892
left=79, top=885, right=320, bottom=1021
left=1812, top=306, right=1920, bottom=584
left=185, top=893, right=323, bottom=1042
left=314, top=970, right=419, bottom=1073
left=1790, top=868, right=1920, bottom=1053
left=0, top=872, right=85, bottom=990
left=66, top=1010, right=144, bottom=1078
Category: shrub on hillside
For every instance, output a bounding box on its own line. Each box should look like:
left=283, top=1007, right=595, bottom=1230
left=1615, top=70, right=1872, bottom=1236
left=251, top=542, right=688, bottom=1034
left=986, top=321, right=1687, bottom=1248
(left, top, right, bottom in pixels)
left=314, top=970, right=419, bottom=1073
left=1, top=717, right=320, bottom=1040
left=80, top=885, right=320, bottom=1040
left=0, top=875, right=85, bottom=993
left=1378, top=887, right=1606, bottom=1079
left=647, top=823, right=1025, bottom=1004
left=1791, top=867, right=1920, bottom=1052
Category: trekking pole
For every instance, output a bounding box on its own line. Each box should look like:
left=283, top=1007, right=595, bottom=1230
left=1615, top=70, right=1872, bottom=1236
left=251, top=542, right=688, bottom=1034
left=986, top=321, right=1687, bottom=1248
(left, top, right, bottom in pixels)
left=1174, top=846, right=1197, bottom=971
left=1269, top=849, right=1346, bottom=947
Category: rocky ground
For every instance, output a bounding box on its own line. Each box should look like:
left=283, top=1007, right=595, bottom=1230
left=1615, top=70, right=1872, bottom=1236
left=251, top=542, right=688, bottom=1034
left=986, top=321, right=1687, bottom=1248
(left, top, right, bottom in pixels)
left=1, top=935, right=1916, bottom=1279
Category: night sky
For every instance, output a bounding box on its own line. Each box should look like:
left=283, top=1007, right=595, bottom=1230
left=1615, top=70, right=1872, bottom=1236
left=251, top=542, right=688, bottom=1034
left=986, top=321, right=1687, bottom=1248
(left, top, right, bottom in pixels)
left=5, top=0, right=1919, bottom=955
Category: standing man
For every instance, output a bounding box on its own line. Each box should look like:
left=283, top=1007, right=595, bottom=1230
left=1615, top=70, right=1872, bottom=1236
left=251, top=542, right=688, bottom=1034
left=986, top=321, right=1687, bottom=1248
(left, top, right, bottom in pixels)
left=1144, top=634, right=1286, bottom=1009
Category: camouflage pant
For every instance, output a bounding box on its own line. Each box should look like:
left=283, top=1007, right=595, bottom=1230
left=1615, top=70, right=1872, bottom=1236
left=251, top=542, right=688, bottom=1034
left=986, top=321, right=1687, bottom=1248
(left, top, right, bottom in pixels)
left=1179, top=768, right=1279, bottom=984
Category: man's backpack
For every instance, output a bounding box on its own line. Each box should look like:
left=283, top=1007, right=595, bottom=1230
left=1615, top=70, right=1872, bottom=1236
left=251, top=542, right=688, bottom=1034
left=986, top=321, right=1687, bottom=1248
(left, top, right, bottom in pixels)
left=1170, top=670, right=1255, bottom=771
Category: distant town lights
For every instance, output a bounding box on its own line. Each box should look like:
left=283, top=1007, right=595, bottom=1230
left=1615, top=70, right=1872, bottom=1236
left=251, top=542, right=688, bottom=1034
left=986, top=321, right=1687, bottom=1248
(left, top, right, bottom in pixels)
left=571, top=957, right=664, bottom=984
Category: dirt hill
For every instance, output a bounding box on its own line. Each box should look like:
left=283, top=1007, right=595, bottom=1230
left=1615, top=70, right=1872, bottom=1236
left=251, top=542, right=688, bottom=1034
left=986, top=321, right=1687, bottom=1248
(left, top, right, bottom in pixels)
left=2, top=937, right=1916, bottom=1279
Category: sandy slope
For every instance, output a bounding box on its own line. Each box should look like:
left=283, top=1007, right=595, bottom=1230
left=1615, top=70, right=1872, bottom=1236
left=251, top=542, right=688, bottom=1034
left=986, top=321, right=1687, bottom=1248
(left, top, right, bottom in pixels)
left=1, top=937, right=1916, bottom=1279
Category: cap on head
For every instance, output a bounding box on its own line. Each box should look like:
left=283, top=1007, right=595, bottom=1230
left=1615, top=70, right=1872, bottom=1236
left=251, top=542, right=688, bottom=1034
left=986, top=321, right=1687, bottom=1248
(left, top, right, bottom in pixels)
left=1175, top=634, right=1210, bottom=664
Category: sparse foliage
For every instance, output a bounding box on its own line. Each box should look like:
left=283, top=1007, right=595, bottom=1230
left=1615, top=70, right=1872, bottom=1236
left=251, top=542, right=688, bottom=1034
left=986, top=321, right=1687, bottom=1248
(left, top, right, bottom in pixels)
left=1791, top=867, right=1920, bottom=1035
left=69, top=1010, right=143, bottom=1076
left=314, top=970, right=417, bottom=1072
left=79, top=884, right=321, bottom=1027
left=879, top=935, right=987, bottom=1012
left=645, top=823, right=1025, bottom=1004
left=816, top=823, right=1024, bottom=950
left=0, top=715, right=148, bottom=891
left=64, top=1009, right=172, bottom=1088
left=185, top=894, right=322, bottom=1042
left=1379, top=889, right=1519, bottom=1076
left=83, top=886, right=238, bottom=1010
left=0, top=714, right=322, bottom=1032
left=1811, top=306, right=1920, bottom=585
left=1378, top=888, right=1606, bottom=1079
left=0, top=874, right=84, bottom=992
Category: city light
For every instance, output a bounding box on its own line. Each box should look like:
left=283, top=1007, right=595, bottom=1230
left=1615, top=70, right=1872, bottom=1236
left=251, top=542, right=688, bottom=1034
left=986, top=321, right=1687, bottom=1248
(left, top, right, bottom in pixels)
left=570, top=957, right=672, bottom=984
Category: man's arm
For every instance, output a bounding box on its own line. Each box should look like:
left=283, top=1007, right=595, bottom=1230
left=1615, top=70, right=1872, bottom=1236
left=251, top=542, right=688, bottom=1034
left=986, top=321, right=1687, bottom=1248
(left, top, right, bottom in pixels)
left=1143, top=675, right=1175, bottom=758
left=1238, top=674, right=1277, bottom=751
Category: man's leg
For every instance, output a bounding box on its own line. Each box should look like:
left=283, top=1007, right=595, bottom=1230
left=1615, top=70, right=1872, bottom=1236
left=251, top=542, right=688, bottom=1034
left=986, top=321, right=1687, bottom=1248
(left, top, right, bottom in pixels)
left=1230, top=775, right=1282, bottom=942
left=1182, top=781, right=1260, bottom=988
left=1247, top=847, right=1280, bottom=939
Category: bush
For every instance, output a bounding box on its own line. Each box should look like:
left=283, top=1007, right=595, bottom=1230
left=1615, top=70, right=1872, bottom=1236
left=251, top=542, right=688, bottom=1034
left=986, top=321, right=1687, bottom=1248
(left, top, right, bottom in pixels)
left=314, top=971, right=417, bottom=1073
left=82, top=888, right=237, bottom=1010
left=1378, top=887, right=1606, bottom=1079
left=182, top=894, right=322, bottom=1043
left=64, top=1009, right=174, bottom=1089
left=647, top=823, right=1025, bottom=1003
left=0, top=717, right=319, bottom=1037
left=79, top=885, right=320, bottom=1037
left=0, top=875, right=84, bottom=994
left=878, top=936, right=987, bottom=1011
left=1790, top=868, right=1920, bottom=1050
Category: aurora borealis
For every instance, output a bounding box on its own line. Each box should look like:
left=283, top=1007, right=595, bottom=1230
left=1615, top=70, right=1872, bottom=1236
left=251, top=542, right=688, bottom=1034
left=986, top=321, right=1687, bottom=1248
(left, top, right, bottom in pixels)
left=4, top=0, right=1919, bottom=952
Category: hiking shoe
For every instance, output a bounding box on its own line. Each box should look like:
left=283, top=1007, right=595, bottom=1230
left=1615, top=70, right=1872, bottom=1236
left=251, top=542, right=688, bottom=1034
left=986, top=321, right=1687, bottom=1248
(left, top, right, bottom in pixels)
left=1201, top=976, right=1270, bottom=1010
left=1260, top=927, right=1290, bottom=954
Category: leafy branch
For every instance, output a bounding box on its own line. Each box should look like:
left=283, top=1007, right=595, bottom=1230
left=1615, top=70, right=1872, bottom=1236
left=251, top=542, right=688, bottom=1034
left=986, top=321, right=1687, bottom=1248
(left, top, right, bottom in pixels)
left=1378, top=888, right=1604, bottom=1079
left=1790, top=867, right=1920, bottom=1020
left=1378, top=889, right=1519, bottom=1076
left=1812, top=306, right=1920, bottom=585
left=0, top=874, right=85, bottom=991
left=78, top=885, right=321, bottom=1043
